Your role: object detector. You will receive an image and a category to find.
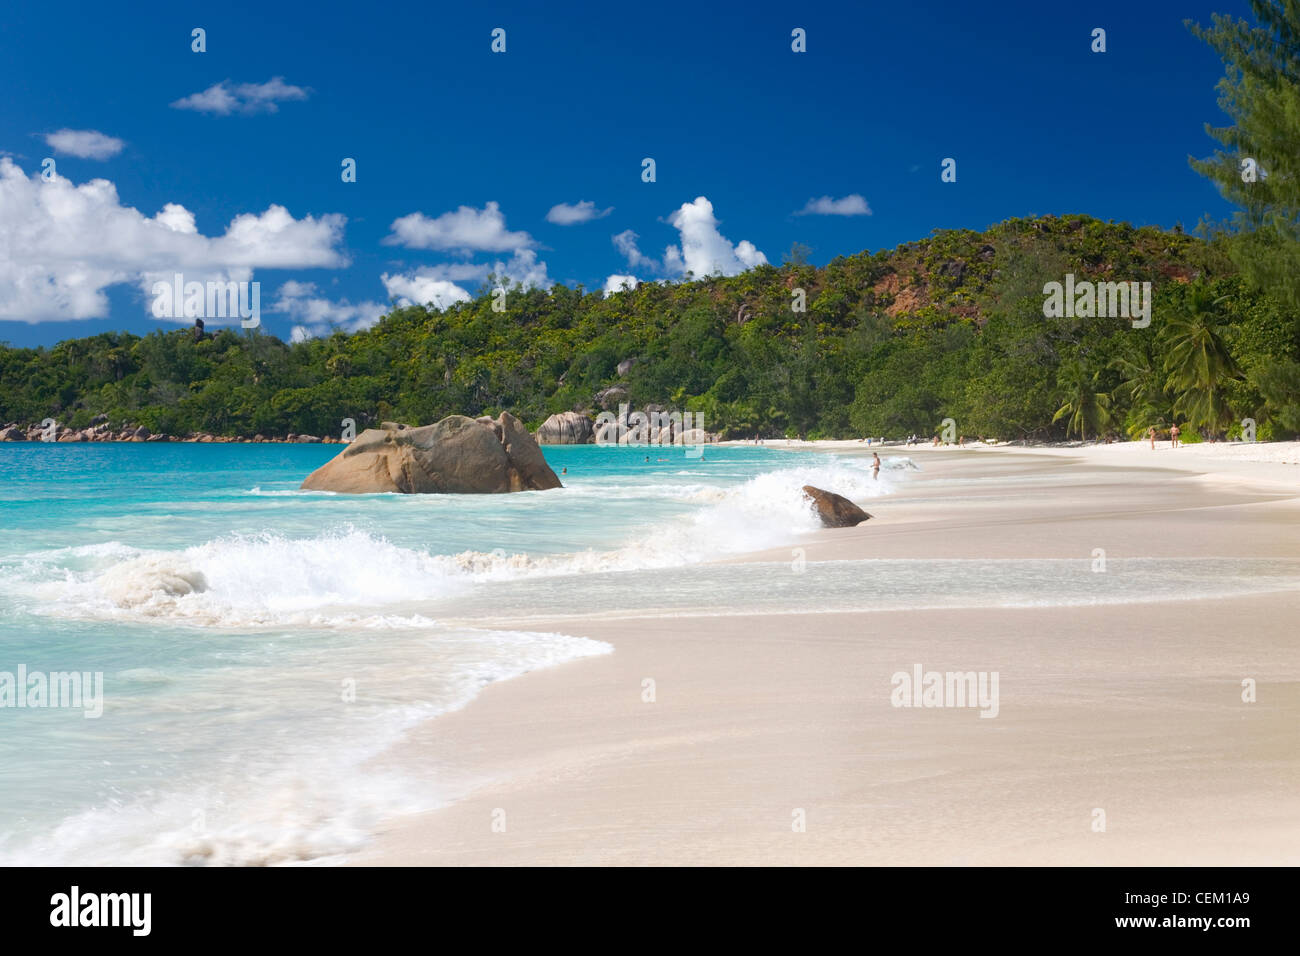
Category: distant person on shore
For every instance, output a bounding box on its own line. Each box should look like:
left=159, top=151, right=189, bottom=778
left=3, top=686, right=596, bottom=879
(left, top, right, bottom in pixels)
left=1148, top=426, right=1156, bottom=450
left=1171, top=424, right=1181, bottom=448
left=872, top=453, right=881, bottom=480
left=932, top=434, right=939, bottom=447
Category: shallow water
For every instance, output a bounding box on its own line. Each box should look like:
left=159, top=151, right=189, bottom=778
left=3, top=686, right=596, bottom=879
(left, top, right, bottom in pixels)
left=0, top=442, right=889, bottom=864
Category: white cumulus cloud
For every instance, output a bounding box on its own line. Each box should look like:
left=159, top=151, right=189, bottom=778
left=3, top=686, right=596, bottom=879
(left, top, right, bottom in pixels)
left=664, top=196, right=767, bottom=277
left=607, top=199, right=764, bottom=281
left=380, top=270, right=474, bottom=311
left=384, top=201, right=534, bottom=254
left=274, top=281, right=388, bottom=341
left=0, top=157, right=348, bottom=322
left=381, top=247, right=551, bottom=309
left=612, top=230, right=661, bottom=272
left=43, top=129, right=125, bottom=160
left=488, top=248, right=550, bottom=290
left=795, top=194, right=872, bottom=216
left=393, top=262, right=489, bottom=284
left=171, top=77, right=311, bottom=115
left=382, top=200, right=551, bottom=303
left=603, top=274, right=639, bottom=296
left=546, top=200, right=612, bottom=225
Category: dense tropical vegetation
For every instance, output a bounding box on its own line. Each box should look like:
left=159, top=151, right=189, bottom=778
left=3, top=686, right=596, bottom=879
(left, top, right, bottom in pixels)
left=2, top=209, right=1289, bottom=442
left=0, top=212, right=1294, bottom=443
left=1, top=3, right=1298, bottom=443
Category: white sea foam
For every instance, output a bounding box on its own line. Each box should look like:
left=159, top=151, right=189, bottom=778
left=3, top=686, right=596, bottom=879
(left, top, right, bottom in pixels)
left=18, top=457, right=895, bottom=629
left=22, top=529, right=466, bottom=627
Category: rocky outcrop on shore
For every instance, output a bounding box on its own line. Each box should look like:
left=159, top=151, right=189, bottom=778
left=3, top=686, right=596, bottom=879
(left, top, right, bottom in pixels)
left=0, top=421, right=347, bottom=443
left=533, top=407, right=722, bottom=447
left=299, top=412, right=563, bottom=494
left=0, top=407, right=719, bottom=447
left=535, top=411, right=595, bottom=445
left=802, top=485, right=872, bottom=528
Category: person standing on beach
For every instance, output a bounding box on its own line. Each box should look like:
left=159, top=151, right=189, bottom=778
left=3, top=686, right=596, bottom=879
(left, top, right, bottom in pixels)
left=1171, top=424, right=1181, bottom=448
left=872, top=453, right=881, bottom=480
left=1148, top=426, right=1157, bottom=449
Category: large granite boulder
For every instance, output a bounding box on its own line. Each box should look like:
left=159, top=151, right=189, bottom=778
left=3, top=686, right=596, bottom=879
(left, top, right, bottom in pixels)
left=497, top=412, right=558, bottom=490
left=802, top=485, right=872, bottom=528
left=300, top=412, right=562, bottom=494
left=535, top=411, right=594, bottom=445
left=594, top=385, right=628, bottom=410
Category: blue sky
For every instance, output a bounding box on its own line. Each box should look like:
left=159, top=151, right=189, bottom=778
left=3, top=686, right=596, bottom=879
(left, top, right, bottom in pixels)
left=0, top=0, right=1248, bottom=347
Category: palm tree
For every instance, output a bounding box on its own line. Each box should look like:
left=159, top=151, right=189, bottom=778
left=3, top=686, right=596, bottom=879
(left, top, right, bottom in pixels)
left=1110, top=335, right=1173, bottom=438
left=1162, top=283, right=1240, bottom=438
left=1053, top=360, right=1112, bottom=441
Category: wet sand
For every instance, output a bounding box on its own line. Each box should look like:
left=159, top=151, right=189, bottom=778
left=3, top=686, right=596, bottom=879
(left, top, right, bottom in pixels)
left=355, top=443, right=1300, bottom=865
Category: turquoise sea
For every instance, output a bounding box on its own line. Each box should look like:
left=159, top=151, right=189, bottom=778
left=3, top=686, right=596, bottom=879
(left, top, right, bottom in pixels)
left=0, top=442, right=894, bottom=864
left=2, top=442, right=1298, bottom=864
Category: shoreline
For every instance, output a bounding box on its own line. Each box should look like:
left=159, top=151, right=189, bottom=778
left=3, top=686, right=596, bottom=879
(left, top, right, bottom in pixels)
left=348, top=443, right=1300, bottom=865
left=0, top=433, right=347, bottom=444
left=9, top=429, right=1300, bottom=462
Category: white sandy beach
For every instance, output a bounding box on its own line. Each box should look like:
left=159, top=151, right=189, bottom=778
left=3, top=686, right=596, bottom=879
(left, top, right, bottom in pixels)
left=354, top=441, right=1300, bottom=866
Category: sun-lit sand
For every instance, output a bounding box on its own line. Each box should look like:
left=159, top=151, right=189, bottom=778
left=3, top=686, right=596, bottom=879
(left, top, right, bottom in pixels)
left=354, top=441, right=1300, bottom=865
